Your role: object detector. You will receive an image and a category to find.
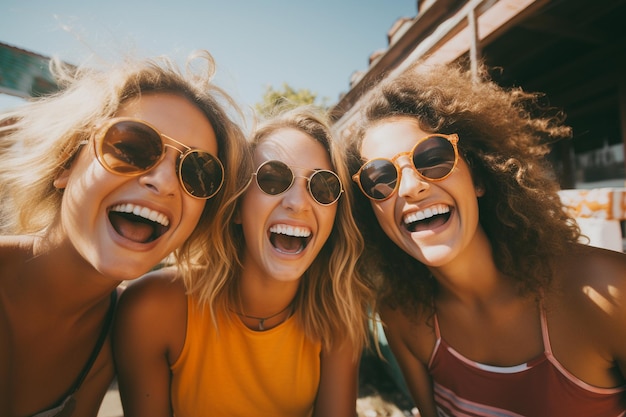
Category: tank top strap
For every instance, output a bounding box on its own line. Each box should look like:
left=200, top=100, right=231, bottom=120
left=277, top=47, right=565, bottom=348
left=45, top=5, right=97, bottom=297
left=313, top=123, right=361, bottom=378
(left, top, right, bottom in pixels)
left=428, top=309, right=444, bottom=369
left=539, top=301, right=553, bottom=356
left=433, top=309, right=442, bottom=340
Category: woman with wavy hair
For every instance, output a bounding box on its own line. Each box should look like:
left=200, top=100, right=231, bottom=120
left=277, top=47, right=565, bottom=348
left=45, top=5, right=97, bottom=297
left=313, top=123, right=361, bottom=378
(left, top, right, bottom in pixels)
left=347, top=61, right=626, bottom=417
left=114, top=105, right=373, bottom=417
left=0, top=50, right=249, bottom=416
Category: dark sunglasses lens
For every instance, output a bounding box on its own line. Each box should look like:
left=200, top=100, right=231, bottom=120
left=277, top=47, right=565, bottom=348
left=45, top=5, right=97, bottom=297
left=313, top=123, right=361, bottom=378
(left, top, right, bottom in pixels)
left=412, top=136, right=456, bottom=180
left=179, top=151, right=224, bottom=198
left=310, top=171, right=342, bottom=205
left=100, top=121, right=163, bottom=173
left=256, top=161, right=293, bottom=195
left=359, top=159, right=398, bottom=200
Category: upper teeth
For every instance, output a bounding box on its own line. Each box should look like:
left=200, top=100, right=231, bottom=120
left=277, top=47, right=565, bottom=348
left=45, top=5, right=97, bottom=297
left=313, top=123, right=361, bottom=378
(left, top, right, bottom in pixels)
left=269, top=224, right=311, bottom=238
left=404, top=204, right=450, bottom=224
left=110, top=203, right=170, bottom=227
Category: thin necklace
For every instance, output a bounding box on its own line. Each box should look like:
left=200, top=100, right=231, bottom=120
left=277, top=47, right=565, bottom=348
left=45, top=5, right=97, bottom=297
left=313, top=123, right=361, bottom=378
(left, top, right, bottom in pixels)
left=231, top=302, right=294, bottom=331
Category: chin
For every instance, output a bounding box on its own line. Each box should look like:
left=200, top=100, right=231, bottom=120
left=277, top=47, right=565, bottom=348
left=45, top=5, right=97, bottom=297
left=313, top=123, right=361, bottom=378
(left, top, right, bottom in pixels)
left=97, top=262, right=153, bottom=281
left=418, top=247, right=457, bottom=267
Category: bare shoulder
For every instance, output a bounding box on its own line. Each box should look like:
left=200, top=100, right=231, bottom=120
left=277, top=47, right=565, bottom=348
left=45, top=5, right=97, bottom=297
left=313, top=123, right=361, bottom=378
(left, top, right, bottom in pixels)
left=0, top=235, right=33, bottom=259
left=379, top=303, right=435, bottom=364
left=553, top=243, right=626, bottom=320
left=115, top=267, right=188, bottom=347
left=0, top=236, right=35, bottom=286
left=547, top=244, right=626, bottom=386
left=380, top=303, right=432, bottom=335
left=120, top=267, right=187, bottom=307
left=556, top=244, right=626, bottom=289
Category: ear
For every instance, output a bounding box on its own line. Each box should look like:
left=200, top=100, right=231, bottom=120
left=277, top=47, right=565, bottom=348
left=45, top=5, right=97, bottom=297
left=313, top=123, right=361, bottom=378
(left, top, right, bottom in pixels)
left=53, top=168, right=71, bottom=190
left=475, top=183, right=485, bottom=197
left=233, top=206, right=242, bottom=224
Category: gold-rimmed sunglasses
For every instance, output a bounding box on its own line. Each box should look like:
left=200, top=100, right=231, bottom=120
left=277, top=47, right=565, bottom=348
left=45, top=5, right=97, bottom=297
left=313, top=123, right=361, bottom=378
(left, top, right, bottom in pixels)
left=352, top=133, right=459, bottom=201
left=252, top=160, right=343, bottom=206
left=89, top=117, right=224, bottom=199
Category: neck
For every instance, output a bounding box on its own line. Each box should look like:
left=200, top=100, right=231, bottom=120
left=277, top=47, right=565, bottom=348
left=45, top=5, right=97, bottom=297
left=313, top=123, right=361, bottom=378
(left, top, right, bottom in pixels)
left=232, top=279, right=299, bottom=331
left=231, top=300, right=294, bottom=331
left=7, top=236, right=120, bottom=315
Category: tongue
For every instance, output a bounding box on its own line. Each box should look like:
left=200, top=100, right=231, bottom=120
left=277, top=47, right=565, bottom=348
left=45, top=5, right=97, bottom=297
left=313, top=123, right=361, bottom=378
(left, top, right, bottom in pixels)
left=410, top=215, right=447, bottom=232
left=271, top=233, right=304, bottom=254
left=109, top=212, right=155, bottom=243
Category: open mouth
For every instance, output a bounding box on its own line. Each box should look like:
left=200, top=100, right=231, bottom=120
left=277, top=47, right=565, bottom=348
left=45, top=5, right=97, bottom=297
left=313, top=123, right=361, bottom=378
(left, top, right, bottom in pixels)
left=108, top=203, right=170, bottom=244
left=403, top=204, right=451, bottom=233
left=269, top=224, right=312, bottom=254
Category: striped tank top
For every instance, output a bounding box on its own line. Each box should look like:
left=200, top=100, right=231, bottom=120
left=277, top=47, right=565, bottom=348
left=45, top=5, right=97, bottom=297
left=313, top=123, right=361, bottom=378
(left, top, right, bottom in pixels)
left=429, top=308, right=626, bottom=416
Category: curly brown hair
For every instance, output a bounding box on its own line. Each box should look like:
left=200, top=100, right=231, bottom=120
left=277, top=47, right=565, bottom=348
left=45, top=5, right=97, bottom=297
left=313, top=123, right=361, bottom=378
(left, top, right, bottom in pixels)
left=346, top=61, right=581, bottom=316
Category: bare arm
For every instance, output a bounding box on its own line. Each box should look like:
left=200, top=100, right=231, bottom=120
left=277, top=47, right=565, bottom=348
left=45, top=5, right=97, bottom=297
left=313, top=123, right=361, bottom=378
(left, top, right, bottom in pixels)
left=313, top=336, right=360, bottom=417
left=552, top=245, right=626, bottom=390
left=112, top=269, right=187, bottom=417
left=589, top=248, right=626, bottom=386
left=68, top=346, right=116, bottom=417
left=380, top=306, right=438, bottom=417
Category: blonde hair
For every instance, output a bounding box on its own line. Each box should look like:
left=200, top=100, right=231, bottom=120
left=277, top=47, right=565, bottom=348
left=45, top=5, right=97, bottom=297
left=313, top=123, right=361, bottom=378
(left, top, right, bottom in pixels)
left=0, top=50, right=250, bottom=277
left=184, top=105, right=373, bottom=354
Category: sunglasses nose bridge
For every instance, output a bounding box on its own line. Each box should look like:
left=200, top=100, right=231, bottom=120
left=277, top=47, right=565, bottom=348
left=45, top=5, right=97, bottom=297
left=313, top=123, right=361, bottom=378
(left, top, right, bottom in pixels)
left=392, top=152, right=413, bottom=169
left=278, top=174, right=315, bottom=209
left=136, top=153, right=182, bottom=198
left=163, top=141, right=187, bottom=157
left=289, top=174, right=314, bottom=196
left=158, top=144, right=187, bottom=175
left=397, top=161, right=430, bottom=198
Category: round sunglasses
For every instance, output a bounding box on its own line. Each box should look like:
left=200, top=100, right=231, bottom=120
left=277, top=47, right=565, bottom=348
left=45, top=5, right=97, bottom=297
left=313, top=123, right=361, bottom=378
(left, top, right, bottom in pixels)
left=90, top=117, right=224, bottom=199
left=252, top=160, right=343, bottom=206
left=353, top=133, right=459, bottom=201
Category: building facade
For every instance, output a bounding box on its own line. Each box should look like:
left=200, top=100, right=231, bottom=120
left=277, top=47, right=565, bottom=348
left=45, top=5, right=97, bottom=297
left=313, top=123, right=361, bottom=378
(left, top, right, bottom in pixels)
left=331, top=0, right=626, bottom=190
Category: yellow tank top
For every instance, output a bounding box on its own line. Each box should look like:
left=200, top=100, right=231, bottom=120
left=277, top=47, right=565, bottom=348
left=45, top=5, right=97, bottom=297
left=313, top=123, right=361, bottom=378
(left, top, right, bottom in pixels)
left=170, top=296, right=321, bottom=417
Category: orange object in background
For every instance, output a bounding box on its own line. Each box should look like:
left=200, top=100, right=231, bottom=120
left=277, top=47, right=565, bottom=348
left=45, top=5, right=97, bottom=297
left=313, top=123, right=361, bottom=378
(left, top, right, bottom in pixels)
left=559, top=188, right=626, bottom=252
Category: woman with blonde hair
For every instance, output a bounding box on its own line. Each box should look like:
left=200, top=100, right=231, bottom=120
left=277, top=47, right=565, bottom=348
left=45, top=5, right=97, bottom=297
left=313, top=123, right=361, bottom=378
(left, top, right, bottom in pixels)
left=114, top=105, right=373, bottom=417
left=0, top=50, right=249, bottom=417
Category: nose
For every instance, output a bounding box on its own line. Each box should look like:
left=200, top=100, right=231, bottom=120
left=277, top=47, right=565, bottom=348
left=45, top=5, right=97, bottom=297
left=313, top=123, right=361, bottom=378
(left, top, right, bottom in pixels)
left=281, top=177, right=312, bottom=212
left=396, top=159, right=429, bottom=200
left=138, top=148, right=180, bottom=197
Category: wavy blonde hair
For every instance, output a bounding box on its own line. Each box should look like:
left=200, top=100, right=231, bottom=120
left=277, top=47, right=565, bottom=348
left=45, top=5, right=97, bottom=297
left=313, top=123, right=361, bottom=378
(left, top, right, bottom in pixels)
left=0, top=50, right=250, bottom=277
left=184, top=105, right=373, bottom=354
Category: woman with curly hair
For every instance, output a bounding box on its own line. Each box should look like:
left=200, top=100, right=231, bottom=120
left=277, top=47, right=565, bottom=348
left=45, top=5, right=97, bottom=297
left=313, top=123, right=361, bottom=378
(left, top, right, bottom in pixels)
left=0, top=50, right=249, bottom=417
left=347, top=61, right=626, bottom=417
left=114, top=105, right=373, bottom=417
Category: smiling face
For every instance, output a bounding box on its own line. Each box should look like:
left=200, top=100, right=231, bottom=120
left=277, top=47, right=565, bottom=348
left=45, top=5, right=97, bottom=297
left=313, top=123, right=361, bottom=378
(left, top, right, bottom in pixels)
left=237, top=127, right=338, bottom=283
left=54, top=93, right=217, bottom=280
left=359, top=116, right=483, bottom=267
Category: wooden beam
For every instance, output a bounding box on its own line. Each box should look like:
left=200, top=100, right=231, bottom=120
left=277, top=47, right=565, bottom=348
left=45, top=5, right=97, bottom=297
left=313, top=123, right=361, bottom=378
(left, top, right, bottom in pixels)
left=468, top=6, right=481, bottom=81
left=619, top=76, right=626, bottom=176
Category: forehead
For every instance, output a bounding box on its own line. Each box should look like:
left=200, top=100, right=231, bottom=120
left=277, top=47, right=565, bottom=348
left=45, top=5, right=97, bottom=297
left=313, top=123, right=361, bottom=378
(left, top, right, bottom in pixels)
left=361, top=116, right=429, bottom=160
left=254, top=127, right=332, bottom=170
left=114, top=93, right=217, bottom=152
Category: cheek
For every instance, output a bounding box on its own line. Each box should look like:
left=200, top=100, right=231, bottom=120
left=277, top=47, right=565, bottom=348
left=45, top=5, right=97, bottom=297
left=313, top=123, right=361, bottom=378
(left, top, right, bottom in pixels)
left=370, top=200, right=405, bottom=243
left=184, top=199, right=207, bottom=229
left=63, top=161, right=116, bottom=214
left=371, top=200, right=395, bottom=228
left=237, top=191, right=269, bottom=237
left=319, top=206, right=338, bottom=237
left=67, top=152, right=121, bottom=193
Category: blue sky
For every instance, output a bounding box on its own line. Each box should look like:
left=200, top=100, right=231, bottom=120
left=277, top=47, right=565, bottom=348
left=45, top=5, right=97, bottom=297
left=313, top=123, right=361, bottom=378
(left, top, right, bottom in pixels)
left=0, top=0, right=417, bottom=118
